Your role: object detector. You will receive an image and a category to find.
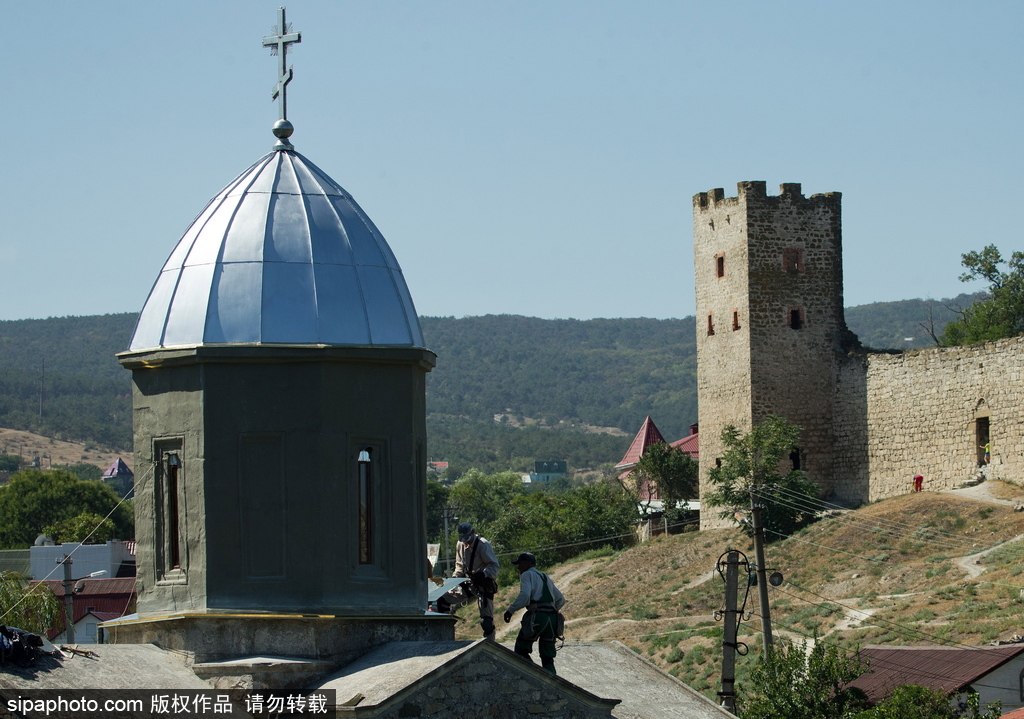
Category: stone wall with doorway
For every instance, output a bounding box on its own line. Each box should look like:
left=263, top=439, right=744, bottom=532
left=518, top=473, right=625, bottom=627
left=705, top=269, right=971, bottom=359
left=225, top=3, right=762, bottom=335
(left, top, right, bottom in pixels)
left=834, top=335, right=1024, bottom=502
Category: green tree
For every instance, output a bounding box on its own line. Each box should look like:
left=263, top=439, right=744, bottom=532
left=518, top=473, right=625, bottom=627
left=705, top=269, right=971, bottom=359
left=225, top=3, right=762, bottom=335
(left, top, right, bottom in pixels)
left=941, top=245, right=1024, bottom=346
left=489, top=481, right=638, bottom=585
left=0, top=453, right=21, bottom=473
left=447, top=469, right=528, bottom=529
left=854, top=684, right=1000, bottom=719
left=425, top=478, right=451, bottom=543
left=43, top=512, right=117, bottom=544
left=704, top=415, right=821, bottom=539
left=0, top=573, right=62, bottom=635
left=631, top=441, right=698, bottom=518
left=743, top=637, right=869, bottom=719
left=0, top=469, right=133, bottom=549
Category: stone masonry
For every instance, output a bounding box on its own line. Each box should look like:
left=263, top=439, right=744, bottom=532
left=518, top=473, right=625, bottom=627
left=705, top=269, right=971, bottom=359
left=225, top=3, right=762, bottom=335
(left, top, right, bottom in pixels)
left=694, top=182, right=855, bottom=527
left=694, top=181, right=1024, bottom=521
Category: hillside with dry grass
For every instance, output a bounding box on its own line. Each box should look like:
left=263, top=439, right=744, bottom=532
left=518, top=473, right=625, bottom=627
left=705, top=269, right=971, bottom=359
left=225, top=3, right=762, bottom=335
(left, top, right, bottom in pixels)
left=454, top=481, right=1024, bottom=702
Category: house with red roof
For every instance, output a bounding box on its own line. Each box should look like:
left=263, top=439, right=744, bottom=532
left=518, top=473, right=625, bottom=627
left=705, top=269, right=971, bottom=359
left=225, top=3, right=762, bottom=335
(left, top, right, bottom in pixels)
left=34, top=577, right=136, bottom=644
left=848, top=644, right=1024, bottom=713
left=616, top=417, right=699, bottom=515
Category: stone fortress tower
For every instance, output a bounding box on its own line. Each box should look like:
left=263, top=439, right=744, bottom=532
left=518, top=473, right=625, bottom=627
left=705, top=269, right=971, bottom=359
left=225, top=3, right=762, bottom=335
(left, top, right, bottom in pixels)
left=693, top=182, right=857, bottom=526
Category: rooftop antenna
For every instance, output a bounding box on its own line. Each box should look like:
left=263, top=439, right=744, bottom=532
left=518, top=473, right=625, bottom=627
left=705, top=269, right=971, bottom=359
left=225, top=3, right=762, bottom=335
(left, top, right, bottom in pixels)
left=262, top=7, right=302, bottom=151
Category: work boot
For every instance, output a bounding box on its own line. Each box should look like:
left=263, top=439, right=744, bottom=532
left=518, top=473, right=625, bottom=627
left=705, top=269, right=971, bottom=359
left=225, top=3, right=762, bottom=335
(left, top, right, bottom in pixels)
left=436, top=598, right=451, bottom=614
left=541, top=660, right=556, bottom=676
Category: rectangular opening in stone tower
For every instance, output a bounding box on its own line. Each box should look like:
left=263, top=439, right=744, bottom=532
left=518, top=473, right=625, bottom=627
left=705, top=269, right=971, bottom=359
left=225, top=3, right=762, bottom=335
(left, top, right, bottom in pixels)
left=789, top=308, right=803, bottom=330
left=155, top=439, right=186, bottom=580
left=976, top=416, right=990, bottom=466
left=716, top=254, right=725, bottom=278
left=358, top=448, right=373, bottom=564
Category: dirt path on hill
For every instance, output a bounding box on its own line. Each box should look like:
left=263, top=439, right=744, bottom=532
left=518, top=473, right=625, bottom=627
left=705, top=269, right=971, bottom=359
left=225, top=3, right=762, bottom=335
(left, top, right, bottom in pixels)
left=943, top=481, right=1023, bottom=506
left=956, top=533, right=1024, bottom=578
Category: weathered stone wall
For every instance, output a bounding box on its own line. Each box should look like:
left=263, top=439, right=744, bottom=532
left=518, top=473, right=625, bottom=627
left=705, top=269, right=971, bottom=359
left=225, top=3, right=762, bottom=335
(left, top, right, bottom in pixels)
left=376, top=654, right=611, bottom=718
left=695, top=179, right=1024, bottom=519
left=694, top=186, right=753, bottom=528
left=694, top=182, right=849, bottom=527
left=835, top=336, right=1024, bottom=502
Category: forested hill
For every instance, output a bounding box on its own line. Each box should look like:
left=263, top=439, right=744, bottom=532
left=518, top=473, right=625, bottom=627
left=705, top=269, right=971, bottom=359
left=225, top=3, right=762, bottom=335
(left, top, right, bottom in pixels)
left=0, top=295, right=978, bottom=469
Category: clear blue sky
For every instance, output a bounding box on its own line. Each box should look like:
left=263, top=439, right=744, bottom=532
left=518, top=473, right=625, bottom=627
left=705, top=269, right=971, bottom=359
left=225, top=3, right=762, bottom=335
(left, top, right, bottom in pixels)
left=3, top=1, right=1021, bottom=323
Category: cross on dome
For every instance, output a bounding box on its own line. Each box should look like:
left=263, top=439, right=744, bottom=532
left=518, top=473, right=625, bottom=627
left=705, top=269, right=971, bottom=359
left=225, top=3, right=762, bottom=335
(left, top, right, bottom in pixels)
left=263, top=6, right=301, bottom=147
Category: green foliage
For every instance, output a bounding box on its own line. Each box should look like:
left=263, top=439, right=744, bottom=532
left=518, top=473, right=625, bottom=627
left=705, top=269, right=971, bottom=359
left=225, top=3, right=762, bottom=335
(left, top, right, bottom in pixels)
left=853, top=685, right=999, bottom=719
left=43, top=512, right=117, bottom=544
left=0, top=468, right=133, bottom=549
left=426, top=415, right=630, bottom=475
left=704, top=415, right=821, bottom=539
left=0, top=573, right=62, bottom=635
left=742, top=637, right=869, bottom=719
left=488, top=482, right=638, bottom=584
left=941, top=245, right=1024, bottom=346
left=632, top=440, right=698, bottom=508
left=448, top=469, right=529, bottom=529
left=421, top=315, right=699, bottom=439
left=52, top=462, right=103, bottom=481
left=425, top=478, right=450, bottom=544
left=0, top=453, right=21, bottom=472
left=845, top=293, right=984, bottom=350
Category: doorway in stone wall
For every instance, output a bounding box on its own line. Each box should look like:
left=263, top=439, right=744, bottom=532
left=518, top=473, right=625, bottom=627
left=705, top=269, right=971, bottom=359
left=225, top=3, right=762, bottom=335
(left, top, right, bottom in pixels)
left=976, top=416, right=990, bottom=467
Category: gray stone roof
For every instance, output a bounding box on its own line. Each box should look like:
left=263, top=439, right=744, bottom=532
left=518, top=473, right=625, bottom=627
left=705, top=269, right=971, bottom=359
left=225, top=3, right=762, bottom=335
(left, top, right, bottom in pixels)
left=557, top=642, right=734, bottom=719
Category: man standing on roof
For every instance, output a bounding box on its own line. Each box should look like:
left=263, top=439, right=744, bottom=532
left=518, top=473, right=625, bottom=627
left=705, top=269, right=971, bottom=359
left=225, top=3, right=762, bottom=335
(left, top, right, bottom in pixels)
left=503, top=552, right=565, bottom=675
left=436, top=522, right=499, bottom=640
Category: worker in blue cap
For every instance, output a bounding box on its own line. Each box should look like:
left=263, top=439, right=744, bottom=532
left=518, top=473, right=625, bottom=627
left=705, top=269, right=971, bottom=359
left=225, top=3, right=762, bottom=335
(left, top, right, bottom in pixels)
left=436, top=522, right=500, bottom=640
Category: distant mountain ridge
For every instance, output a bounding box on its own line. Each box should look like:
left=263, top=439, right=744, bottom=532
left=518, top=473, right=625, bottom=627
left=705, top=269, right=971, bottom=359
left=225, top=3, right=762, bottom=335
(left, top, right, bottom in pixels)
left=0, top=295, right=979, bottom=468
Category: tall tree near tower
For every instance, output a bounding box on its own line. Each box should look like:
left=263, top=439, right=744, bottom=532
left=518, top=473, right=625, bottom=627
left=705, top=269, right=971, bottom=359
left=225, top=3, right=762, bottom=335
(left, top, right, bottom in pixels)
left=941, top=245, right=1024, bottom=346
left=703, top=415, right=820, bottom=540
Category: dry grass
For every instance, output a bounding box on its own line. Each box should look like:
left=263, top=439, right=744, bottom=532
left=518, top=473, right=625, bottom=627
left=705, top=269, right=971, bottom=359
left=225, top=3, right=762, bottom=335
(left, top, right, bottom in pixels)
left=455, top=484, right=1024, bottom=702
left=0, top=427, right=130, bottom=474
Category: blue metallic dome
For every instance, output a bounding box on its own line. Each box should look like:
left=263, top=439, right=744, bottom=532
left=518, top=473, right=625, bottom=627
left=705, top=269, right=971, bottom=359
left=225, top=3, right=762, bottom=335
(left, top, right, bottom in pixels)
left=129, top=150, right=424, bottom=351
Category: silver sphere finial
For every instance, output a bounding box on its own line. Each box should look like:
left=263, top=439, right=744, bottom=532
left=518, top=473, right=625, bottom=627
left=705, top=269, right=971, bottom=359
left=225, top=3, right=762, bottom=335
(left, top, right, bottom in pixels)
left=272, top=119, right=295, bottom=151
left=273, top=119, right=294, bottom=139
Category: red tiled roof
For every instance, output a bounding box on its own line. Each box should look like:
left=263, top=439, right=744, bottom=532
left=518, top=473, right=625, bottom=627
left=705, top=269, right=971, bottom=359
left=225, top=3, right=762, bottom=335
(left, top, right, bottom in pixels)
left=849, top=644, right=1024, bottom=703
left=1002, top=707, right=1024, bottom=719
left=37, top=577, right=137, bottom=598
left=670, top=432, right=699, bottom=459
left=615, top=417, right=666, bottom=470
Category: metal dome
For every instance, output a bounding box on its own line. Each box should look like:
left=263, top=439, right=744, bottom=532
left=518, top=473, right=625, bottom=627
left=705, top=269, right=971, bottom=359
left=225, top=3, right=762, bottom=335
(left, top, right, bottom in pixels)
left=129, top=150, right=425, bottom=351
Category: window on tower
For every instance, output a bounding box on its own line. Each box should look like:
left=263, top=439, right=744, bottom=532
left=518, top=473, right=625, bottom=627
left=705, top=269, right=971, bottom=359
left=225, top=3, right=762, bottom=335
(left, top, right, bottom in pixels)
left=707, top=313, right=715, bottom=336
left=783, top=248, right=804, bottom=273
left=732, top=310, right=741, bottom=331
left=788, top=307, right=804, bottom=330
left=716, top=254, right=726, bottom=278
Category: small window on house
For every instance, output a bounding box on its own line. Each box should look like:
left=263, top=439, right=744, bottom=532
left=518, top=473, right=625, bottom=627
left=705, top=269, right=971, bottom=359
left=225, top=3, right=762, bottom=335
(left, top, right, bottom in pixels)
left=358, top=448, right=373, bottom=565
left=788, top=308, right=803, bottom=330
left=716, top=254, right=725, bottom=278
left=783, top=248, right=804, bottom=272
left=732, top=311, right=741, bottom=331
left=707, top=313, right=715, bottom=336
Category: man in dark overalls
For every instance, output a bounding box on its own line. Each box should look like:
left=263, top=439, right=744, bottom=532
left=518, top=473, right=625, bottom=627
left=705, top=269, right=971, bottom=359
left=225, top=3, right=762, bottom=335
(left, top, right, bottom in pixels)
left=503, top=552, right=565, bottom=675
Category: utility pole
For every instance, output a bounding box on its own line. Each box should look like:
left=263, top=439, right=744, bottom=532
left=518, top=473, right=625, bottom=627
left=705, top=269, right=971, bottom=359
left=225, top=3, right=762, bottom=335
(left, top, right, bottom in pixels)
left=718, top=550, right=741, bottom=713
left=750, top=501, right=774, bottom=654
left=441, top=506, right=459, bottom=576
left=59, top=555, right=75, bottom=644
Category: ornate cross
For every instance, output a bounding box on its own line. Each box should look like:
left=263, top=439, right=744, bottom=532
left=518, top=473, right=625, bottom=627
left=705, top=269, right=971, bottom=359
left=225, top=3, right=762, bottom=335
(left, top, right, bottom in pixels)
left=263, top=7, right=302, bottom=121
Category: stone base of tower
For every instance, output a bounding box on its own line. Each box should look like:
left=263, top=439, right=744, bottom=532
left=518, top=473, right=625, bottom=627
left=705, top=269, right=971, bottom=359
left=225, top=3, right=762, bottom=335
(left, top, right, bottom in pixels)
left=104, top=613, right=455, bottom=689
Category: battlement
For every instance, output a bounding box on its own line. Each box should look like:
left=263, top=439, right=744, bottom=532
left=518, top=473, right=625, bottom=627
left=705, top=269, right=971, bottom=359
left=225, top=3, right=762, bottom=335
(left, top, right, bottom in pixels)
left=693, top=182, right=841, bottom=211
